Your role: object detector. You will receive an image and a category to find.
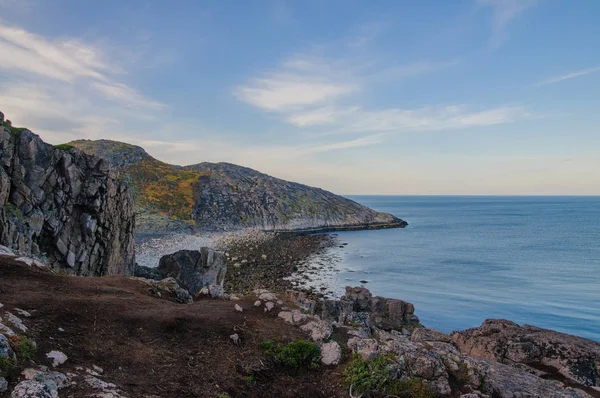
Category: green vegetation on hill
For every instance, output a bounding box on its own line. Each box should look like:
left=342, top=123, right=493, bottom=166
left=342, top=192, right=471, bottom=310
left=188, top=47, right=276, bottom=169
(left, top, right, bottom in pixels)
left=69, top=139, right=209, bottom=222
left=124, top=157, right=209, bottom=221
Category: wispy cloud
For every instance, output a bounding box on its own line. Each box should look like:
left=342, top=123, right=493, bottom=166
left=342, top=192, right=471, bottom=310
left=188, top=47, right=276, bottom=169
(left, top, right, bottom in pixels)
left=536, top=66, right=600, bottom=86
left=477, top=0, right=539, bottom=48
left=0, top=22, right=163, bottom=114
left=235, top=51, right=531, bottom=137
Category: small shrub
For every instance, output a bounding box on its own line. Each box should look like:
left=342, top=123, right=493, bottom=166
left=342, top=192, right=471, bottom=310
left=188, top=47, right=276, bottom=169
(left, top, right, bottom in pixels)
left=343, top=355, right=437, bottom=397
left=11, top=335, right=37, bottom=360
left=0, top=356, right=16, bottom=378
left=261, top=340, right=320, bottom=370
left=245, top=375, right=255, bottom=386
left=53, top=143, right=74, bottom=151
left=343, top=355, right=390, bottom=394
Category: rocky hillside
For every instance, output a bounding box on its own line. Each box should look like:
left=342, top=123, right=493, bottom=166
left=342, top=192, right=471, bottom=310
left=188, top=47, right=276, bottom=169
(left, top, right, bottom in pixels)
left=68, top=139, right=408, bottom=234
left=0, top=115, right=135, bottom=275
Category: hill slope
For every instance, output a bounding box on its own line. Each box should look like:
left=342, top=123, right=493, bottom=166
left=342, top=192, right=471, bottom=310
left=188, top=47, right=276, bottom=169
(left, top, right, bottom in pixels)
left=69, top=139, right=408, bottom=234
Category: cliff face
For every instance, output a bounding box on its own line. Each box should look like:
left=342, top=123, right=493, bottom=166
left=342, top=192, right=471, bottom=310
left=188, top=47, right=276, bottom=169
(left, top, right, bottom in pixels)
left=0, top=123, right=135, bottom=275
left=68, top=140, right=408, bottom=233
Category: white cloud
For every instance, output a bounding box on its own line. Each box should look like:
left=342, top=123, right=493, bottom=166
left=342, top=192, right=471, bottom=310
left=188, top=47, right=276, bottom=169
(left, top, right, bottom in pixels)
left=234, top=75, right=357, bottom=111
left=0, top=22, right=162, bottom=112
left=236, top=52, right=531, bottom=136
left=536, top=66, right=600, bottom=86
left=477, top=0, right=539, bottom=48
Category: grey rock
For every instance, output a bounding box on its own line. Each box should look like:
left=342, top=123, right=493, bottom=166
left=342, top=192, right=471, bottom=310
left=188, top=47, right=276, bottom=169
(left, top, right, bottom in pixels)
left=0, top=130, right=135, bottom=276
left=0, top=377, right=7, bottom=393
left=0, top=333, right=16, bottom=360
left=6, top=313, right=27, bottom=333
left=320, top=341, right=341, bottom=366
left=10, top=380, right=58, bottom=398
left=155, top=248, right=227, bottom=297
left=452, top=319, right=600, bottom=387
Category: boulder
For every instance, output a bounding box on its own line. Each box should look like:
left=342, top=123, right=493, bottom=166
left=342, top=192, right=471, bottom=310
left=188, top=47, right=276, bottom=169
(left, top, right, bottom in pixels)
left=320, top=341, right=341, bottom=366
left=0, top=333, right=16, bottom=360
left=156, top=248, right=227, bottom=297
left=451, top=319, right=600, bottom=388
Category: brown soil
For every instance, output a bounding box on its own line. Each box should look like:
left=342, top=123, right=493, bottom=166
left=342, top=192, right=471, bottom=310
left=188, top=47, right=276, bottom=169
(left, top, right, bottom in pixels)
left=0, top=258, right=347, bottom=398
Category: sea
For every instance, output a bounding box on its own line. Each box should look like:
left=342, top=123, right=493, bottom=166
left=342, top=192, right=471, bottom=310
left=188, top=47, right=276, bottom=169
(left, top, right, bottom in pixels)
left=325, top=196, right=600, bottom=341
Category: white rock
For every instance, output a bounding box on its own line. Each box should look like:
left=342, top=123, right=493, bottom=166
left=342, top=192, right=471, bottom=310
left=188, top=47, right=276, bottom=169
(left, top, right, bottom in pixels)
left=14, top=308, right=32, bottom=317
left=58, top=328, right=65, bottom=332
left=92, top=365, right=104, bottom=374
left=14, top=257, right=34, bottom=266
left=85, top=376, right=116, bottom=390
left=277, top=310, right=307, bottom=325
left=277, top=300, right=284, bottom=305
left=230, top=333, right=240, bottom=344
left=233, top=262, right=241, bottom=268
left=234, top=304, right=243, bottom=312
left=241, top=259, right=248, bottom=264
left=258, top=292, right=278, bottom=302
left=10, top=380, right=58, bottom=398
left=264, top=302, right=275, bottom=312
left=21, top=368, right=70, bottom=389
left=229, top=295, right=240, bottom=301
left=199, top=287, right=210, bottom=296
left=46, top=350, right=68, bottom=367
left=0, top=245, right=15, bottom=256
left=254, top=300, right=262, bottom=307
left=320, top=341, right=341, bottom=366
left=300, top=320, right=332, bottom=342
left=261, top=254, right=267, bottom=260
left=6, top=312, right=27, bottom=333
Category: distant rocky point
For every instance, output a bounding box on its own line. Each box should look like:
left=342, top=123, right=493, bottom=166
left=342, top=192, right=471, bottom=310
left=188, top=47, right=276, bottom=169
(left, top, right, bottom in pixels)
left=68, top=139, right=408, bottom=234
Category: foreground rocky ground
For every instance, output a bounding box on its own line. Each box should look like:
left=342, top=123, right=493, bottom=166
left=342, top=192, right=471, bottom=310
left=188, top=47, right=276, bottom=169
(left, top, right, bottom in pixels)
left=0, top=256, right=346, bottom=397
left=2, top=232, right=600, bottom=398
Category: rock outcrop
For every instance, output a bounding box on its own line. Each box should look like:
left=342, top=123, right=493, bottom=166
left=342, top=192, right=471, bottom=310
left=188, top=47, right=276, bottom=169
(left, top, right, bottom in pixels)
left=137, top=248, right=227, bottom=298
left=451, top=319, right=600, bottom=388
left=287, top=287, right=596, bottom=397
left=0, top=119, right=135, bottom=275
left=68, top=139, right=408, bottom=234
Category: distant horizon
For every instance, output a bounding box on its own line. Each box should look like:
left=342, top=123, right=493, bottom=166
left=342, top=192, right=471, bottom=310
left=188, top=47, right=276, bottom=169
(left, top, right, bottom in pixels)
left=1, top=1, right=599, bottom=195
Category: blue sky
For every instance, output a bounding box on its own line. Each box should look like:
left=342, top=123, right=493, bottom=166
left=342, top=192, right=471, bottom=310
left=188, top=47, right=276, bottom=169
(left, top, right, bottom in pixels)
left=0, top=0, right=599, bottom=194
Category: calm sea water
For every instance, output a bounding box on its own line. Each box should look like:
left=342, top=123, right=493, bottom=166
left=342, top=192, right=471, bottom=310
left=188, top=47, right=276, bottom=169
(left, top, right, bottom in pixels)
left=328, top=196, right=600, bottom=341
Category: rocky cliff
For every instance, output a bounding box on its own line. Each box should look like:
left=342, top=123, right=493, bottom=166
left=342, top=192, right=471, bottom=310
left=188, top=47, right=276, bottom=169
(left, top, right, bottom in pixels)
left=0, top=117, right=135, bottom=275
left=68, top=139, right=408, bottom=234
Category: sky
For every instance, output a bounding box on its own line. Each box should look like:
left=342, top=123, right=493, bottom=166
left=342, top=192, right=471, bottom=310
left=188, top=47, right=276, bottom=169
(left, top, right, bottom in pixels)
left=0, top=0, right=599, bottom=195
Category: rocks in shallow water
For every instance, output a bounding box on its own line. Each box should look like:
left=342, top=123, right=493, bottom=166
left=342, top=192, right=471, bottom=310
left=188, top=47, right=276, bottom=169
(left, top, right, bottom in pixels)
left=451, top=319, right=600, bottom=388
left=320, top=341, right=341, bottom=366
left=156, top=248, right=227, bottom=298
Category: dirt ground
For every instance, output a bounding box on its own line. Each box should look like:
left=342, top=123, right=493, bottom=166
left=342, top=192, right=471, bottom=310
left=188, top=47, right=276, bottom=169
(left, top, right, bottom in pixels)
left=0, top=258, right=348, bottom=398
